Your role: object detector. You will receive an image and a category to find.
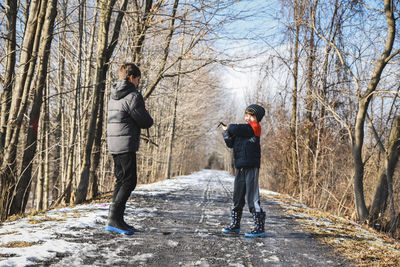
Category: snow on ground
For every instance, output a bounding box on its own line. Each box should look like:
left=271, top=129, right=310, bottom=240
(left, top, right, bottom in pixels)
left=0, top=170, right=232, bottom=267
left=1, top=169, right=399, bottom=266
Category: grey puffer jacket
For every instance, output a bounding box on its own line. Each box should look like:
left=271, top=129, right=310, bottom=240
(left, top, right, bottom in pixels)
left=107, top=80, right=153, bottom=154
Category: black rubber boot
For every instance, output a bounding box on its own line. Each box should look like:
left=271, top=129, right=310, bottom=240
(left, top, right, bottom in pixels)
left=222, top=209, right=242, bottom=233
left=105, top=203, right=134, bottom=235
left=119, top=205, right=136, bottom=231
left=112, top=185, right=136, bottom=232
left=245, top=211, right=266, bottom=237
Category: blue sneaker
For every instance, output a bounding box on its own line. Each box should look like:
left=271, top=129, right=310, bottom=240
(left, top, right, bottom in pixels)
left=105, top=225, right=134, bottom=235
left=105, top=203, right=134, bottom=235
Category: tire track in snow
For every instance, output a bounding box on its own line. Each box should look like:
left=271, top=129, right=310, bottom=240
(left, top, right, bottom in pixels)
left=198, top=175, right=212, bottom=225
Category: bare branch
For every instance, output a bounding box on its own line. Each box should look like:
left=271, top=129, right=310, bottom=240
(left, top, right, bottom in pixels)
left=311, top=4, right=362, bottom=98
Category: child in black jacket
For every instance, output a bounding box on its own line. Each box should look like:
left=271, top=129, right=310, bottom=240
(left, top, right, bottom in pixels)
left=221, top=104, right=266, bottom=237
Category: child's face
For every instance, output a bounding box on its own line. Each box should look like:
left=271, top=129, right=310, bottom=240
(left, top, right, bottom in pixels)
left=245, top=113, right=257, bottom=123
left=129, top=75, right=141, bottom=87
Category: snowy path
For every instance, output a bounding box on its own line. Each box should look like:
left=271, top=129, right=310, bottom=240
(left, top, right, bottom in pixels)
left=0, top=170, right=353, bottom=266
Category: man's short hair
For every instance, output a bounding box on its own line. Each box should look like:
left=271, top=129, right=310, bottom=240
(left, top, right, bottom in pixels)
left=119, top=63, right=141, bottom=80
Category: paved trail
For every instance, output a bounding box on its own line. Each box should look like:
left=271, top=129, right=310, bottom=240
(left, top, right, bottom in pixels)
left=39, top=170, right=353, bottom=266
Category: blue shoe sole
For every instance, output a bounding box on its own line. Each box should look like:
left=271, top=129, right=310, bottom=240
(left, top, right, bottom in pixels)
left=244, top=232, right=265, bottom=237
left=105, top=225, right=134, bottom=235
left=222, top=228, right=240, bottom=233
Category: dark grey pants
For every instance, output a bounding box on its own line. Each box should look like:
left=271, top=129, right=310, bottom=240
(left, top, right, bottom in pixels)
left=232, top=167, right=261, bottom=213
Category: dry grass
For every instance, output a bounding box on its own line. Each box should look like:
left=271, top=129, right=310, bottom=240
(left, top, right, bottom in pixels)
left=264, top=192, right=400, bottom=266
left=28, top=216, right=65, bottom=224
left=71, top=209, right=88, bottom=218
left=0, top=241, right=43, bottom=248
left=0, top=231, right=18, bottom=236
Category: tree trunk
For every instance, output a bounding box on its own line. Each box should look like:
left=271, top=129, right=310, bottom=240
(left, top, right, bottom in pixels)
left=0, top=0, right=18, bottom=221
left=54, top=0, right=69, bottom=202
left=8, top=0, right=57, bottom=216
left=304, top=4, right=315, bottom=182
left=165, top=12, right=184, bottom=179
left=352, top=0, right=395, bottom=221
left=352, top=99, right=370, bottom=221
left=368, top=169, right=388, bottom=226
left=291, top=0, right=300, bottom=197
left=165, top=84, right=179, bottom=179
left=132, top=0, right=161, bottom=65
left=88, top=0, right=128, bottom=200
left=75, top=0, right=127, bottom=204
left=43, top=81, right=50, bottom=210
left=3, top=0, right=42, bottom=157
left=82, top=0, right=99, bottom=108
left=88, top=102, right=103, bottom=199
left=385, top=116, right=400, bottom=234
left=0, top=0, right=42, bottom=220
left=0, top=0, right=17, bottom=150
left=36, top=107, right=45, bottom=211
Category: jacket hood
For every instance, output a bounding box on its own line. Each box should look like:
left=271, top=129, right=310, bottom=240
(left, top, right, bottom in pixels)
left=111, top=80, right=136, bottom=100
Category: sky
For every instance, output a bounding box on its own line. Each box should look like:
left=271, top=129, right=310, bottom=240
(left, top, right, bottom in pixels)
left=213, top=0, right=283, bottom=115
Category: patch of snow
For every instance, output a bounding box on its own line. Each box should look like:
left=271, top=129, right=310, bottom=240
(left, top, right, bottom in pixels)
left=194, top=259, right=210, bottom=266
left=264, top=255, right=280, bottom=263
left=129, top=253, right=154, bottom=263
left=228, top=262, right=245, bottom=267
left=167, top=240, right=179, bottom=247
left=0, top=240, right=86, bottom=267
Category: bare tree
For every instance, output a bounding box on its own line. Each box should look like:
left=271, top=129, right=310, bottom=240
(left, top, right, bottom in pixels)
left=9, top=0, right=58, bottom=215
left=132, top=0, right=163, bottom=65
left=75, top=0, right=128, bottom=204
left=0, top=0, right=58, bottom=219
left=312, top=0, right=399, bottom=221
left=0, top=0, right=41, bottom=220
left=0, top=0, right=262, bottom=220
left=0, top=0, right=17, bottom=150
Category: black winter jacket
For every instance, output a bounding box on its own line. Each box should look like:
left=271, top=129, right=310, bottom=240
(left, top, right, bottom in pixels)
left=107, top=80, right=153, bottom=154
left=222, top=124, right=261, bottom=168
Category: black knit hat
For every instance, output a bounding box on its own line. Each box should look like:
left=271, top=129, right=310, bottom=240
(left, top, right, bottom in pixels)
left=246, top=104, right=265, bottom=122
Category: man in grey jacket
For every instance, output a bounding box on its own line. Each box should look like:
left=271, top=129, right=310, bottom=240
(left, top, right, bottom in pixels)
left=106, top=63, right=153, bottom=235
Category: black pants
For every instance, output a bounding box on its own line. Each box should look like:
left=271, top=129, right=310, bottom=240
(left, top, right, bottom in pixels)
left=112, top=152, right=137, bottom=205
left=232, top=167, right=261, bottom=213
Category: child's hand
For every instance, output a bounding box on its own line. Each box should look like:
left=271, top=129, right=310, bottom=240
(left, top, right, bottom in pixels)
left=217, top=121, right=227, bottom=130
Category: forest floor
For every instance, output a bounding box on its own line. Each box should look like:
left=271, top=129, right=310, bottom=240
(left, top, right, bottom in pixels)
left=0, top=170, right=399, bottom=266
